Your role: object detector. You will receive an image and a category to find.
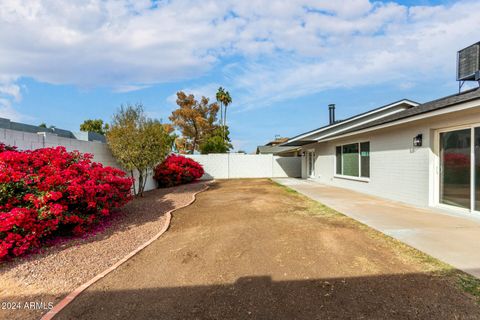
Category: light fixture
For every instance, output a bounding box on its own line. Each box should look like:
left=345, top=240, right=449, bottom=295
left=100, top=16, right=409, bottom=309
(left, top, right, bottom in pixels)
left=413, top=134, right=422, bottom=147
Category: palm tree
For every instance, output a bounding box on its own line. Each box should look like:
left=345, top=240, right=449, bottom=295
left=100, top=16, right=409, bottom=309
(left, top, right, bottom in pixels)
left=222, top=90, right=232, bottom=140
left=216, top=87, right=225, bottom=135
left=215, top=87, right=232, bottom=142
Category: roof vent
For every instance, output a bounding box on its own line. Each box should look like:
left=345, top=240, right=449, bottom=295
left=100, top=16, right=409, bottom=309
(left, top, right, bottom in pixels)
left=328, top=104, right=335, bottom=125
left=457, top=42, right=480, bottom=92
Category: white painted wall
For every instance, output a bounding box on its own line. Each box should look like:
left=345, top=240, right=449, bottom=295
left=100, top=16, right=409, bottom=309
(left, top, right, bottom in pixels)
left=300, top=106, right=480, bottom=208
left=185, top=154, right=301, bottom=179
left=304, top=125, right=430, bottom=207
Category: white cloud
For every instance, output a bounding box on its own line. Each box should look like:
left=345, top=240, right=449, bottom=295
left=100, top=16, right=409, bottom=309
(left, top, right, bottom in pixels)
left=112, top=84, right=150, bottom=93
left=0, top=83, right=21, bottom=102
left=0, top=0, right=479, bottom=114
left=0, top=76, right=27, bottom=120
left=0, top=98, right=27, bottom=121
left=222, top=0, right=480, bottom=108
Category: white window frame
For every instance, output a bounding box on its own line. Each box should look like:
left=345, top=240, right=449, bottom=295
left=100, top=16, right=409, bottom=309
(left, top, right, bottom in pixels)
left=434, top=123, right=480, bottom=215
left=334, top=141, right=370, bottom=182
left=306, top=149, right=316, bottom=178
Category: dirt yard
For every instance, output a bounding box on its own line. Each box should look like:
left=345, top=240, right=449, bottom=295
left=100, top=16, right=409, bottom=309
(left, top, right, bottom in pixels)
left=54, top=179, right=480, bottom=319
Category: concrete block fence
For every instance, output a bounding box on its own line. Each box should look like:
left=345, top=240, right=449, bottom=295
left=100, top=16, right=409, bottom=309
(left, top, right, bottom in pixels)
left=185, top=154, right=301, bottom=179
left=1, top=128, right=301, bottom=192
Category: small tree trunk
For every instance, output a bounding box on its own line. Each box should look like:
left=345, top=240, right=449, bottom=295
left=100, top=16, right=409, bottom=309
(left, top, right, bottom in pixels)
left=220, top=103, right=223, bottom=129
left=142, top=168, right=149, bottom=195
left=191, top=123, right=198, bottom=153
left=137, top=170, right=144, bottom=197
left=130, top=170, right=137, bottom=196
left=191, top=137, right=196, bottom=154
left=223, top=106, right=228, bottom=143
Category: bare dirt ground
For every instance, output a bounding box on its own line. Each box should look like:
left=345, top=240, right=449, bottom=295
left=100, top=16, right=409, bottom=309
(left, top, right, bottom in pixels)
left=0, top=182, right=206, bottom=320
left=50, top=180, right=480, bottom=319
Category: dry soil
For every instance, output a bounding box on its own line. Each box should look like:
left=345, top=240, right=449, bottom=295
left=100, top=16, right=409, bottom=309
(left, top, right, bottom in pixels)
left=56, top=179, right=480, bottom=319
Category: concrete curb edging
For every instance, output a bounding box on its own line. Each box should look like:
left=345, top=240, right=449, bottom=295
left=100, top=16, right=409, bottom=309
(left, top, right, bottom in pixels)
left=41, top=181, right=212, bottom=320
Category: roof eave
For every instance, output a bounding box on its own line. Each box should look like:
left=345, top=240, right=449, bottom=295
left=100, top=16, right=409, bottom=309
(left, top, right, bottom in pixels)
left=317, top=97, right=480, bottom=143
left=285, top=99, right=418, bottom=144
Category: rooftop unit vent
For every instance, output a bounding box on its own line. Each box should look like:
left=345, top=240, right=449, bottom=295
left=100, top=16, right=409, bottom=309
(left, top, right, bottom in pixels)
left=457, top=42, right=480, bottom=82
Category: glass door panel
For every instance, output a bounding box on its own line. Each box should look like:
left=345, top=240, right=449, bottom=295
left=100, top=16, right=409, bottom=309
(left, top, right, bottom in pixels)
left=440, top=129, right=471, bottom=209
left=475, top=128, right=480, bottom=211
left=307, top=151, right=314, bottom=177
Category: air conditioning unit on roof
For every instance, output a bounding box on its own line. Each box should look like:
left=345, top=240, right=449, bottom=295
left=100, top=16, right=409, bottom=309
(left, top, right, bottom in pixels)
left=457, top=42, right=480, bottom=81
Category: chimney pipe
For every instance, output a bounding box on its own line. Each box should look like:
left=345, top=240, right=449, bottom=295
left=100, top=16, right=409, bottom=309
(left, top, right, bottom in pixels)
left=328, top=104, right=335, bottom=125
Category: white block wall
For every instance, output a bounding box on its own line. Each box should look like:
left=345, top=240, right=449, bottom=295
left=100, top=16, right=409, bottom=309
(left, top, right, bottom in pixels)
left=186, top=154, right=301, bottom=179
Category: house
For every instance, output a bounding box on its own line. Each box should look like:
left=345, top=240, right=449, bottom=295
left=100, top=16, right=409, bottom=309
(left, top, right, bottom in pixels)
left=256, top=137, right=300, bottom=156
left=0, top=117, right=106, bottom=143
left=282, top=87, right=480, bottom=213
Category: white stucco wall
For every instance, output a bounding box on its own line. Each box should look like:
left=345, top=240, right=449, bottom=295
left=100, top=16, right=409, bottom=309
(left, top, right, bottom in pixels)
left=186, top=154, right=301, bottom=179
left=301, top=106, right=480, bottom=208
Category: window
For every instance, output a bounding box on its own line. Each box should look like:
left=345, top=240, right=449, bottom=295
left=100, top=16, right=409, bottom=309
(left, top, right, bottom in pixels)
left=360, top=142, right=370, bottom=178
left=335, top=146, right=342, bottom=175
left=342, top=143, right=359, bottom=176
left=335, top=142, right=370, bottom=178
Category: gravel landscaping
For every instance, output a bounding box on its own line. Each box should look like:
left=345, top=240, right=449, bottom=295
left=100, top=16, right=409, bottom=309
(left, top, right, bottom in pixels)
left=0, top=181, right=207, bottom=320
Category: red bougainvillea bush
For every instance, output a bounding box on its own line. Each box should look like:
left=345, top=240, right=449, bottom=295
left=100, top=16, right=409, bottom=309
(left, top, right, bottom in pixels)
left=154, top=154, right=204, bottom=188
left=0, top=144, right=133, bottom=260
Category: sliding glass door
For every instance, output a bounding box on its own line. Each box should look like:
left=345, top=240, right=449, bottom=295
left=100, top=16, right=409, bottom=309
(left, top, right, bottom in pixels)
left=439, top=126, right=480, bottom=212
left=475, top=128, right=480, bottom=211
left=307, top=151, right=315, bottom=178
left=439, top=129, right=471, bottom=209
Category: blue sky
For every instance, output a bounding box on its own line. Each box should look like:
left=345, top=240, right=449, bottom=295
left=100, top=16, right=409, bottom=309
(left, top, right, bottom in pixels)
left=0, top=0, right=479, bottom=152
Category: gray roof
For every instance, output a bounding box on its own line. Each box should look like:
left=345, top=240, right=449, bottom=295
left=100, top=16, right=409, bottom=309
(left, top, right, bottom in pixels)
left=256, top=145, right=298, bottom=155
left=285, top=98, right=418, bottom=143
left=283, top=87, right=480, bottom=146
left=340, top=87, right=480, bottom=135
left=0, top=117, right=106, bottom=142
left=0, top=117, right=76, bottom=139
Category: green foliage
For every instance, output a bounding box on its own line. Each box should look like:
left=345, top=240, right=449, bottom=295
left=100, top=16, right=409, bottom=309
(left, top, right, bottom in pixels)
left=199, top=126, right=232, bottom=154
left=162, top=123, right=177, bottom=152
left=200, top=135, right=229, bottom=154
left=457, top=273, right=480, bottom=299
left=106, top=103, right=173, bottom=196
left=216, top=87, right=232, bottom=108
left=80, top=119, right=110, bottom=135
left=38, top=123, right=56, bottom=129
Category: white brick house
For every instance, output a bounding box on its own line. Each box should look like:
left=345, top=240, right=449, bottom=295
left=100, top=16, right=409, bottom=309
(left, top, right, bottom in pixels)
left=282, top=88, right=480, bottom=214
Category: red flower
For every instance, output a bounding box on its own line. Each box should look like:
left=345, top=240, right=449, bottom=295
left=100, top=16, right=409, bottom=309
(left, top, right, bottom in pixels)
left=48, top=191, right=63, bottom=201
left=0, top=145, right=133, bottom=260
left=153, top=154, right=204, bottom=188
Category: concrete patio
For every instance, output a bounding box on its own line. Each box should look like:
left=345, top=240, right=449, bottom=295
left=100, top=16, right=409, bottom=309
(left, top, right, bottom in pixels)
left=274, top=178, right=480, bottom=278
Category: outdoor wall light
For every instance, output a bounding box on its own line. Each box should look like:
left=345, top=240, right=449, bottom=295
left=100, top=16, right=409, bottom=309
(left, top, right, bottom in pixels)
left=413, top=134, right=423, bottom=147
